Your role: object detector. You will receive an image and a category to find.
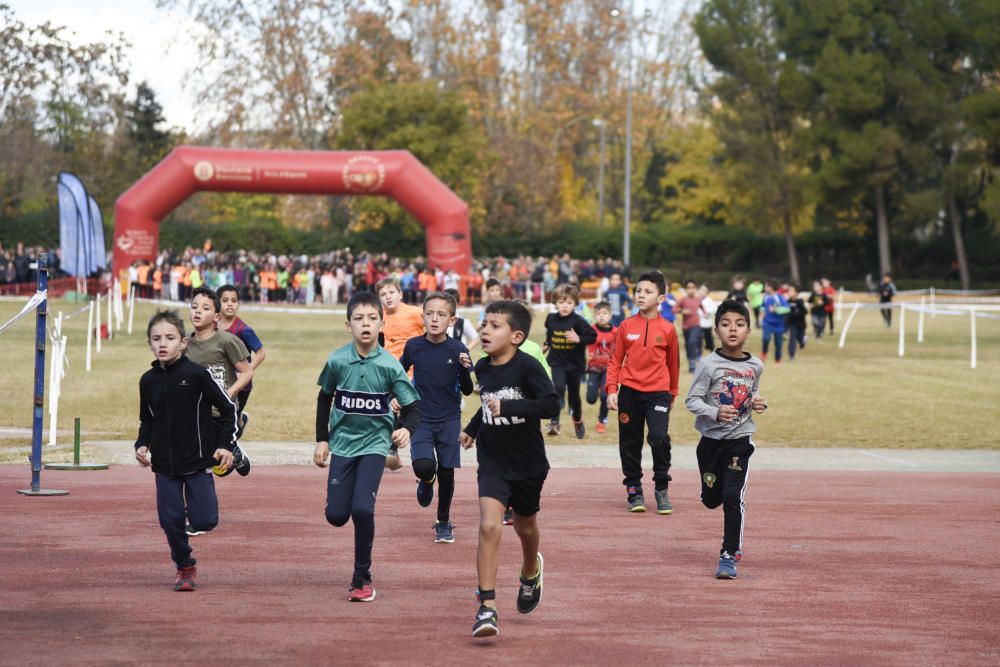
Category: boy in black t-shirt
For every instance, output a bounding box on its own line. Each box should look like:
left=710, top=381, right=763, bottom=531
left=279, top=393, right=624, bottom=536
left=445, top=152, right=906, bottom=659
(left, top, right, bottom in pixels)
left=543, top=283, right=597, bottom=438
left=460, top=300, right=560, bottom=639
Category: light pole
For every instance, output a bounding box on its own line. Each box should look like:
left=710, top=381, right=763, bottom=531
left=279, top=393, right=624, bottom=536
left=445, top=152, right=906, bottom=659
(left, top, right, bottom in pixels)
left=610, top=4, right=633, bottom=268
left=593, top=118, right=606, bottom=227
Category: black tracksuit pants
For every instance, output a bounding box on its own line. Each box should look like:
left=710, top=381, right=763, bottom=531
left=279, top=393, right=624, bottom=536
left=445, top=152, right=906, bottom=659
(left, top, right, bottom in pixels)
left=551, top=366, right=583, bottom=422
left=325, top=453, right=385, bottom=581
left=617, top=385, right=673, bottom=491
left=155, top=470, right=219, bottom=568
left=697, top=435, right=754, bottom=556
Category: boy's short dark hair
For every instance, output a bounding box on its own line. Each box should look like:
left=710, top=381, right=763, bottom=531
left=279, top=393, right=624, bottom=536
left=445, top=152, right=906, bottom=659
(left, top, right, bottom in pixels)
left=715, top=299, right=751, bottom=327
left=684, top=279, right=697, bottom=288
left=551, top=283, right=580, bottom=304
left=594, top=301, right=612, bottom=313
left=486, top=278, right=501, bottom=290
left=766, top=278, right=780, bottom=290
left=423, top=290, right=457, bottom=315
left=347, top=291, right=383, bottom=319
left=635, top=271, right=667, bottom=296
left=147, top=309, right=187, bottom=339
left=485, top=300, right=532, bottom=343
left=191, top=286, right=220, bottom=312
left=217, top=284, right=239, bottom=301
left=444, top=287, right=461, bottom=300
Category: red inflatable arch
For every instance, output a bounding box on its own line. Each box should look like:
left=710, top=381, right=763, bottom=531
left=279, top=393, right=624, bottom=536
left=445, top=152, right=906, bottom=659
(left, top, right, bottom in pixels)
left=112, top=145, right=471, bottom=276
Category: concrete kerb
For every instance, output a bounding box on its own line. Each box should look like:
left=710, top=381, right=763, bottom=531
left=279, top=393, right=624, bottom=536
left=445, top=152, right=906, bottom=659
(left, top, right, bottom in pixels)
left=81, top=439, right=1000, bottom=474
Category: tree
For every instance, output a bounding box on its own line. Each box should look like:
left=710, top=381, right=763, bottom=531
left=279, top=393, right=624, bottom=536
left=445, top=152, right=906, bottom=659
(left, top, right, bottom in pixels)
left=694, top=0, right=810, bottom=283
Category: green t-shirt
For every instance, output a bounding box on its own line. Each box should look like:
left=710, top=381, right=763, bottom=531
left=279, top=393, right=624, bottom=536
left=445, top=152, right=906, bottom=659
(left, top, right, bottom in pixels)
left=478, top=338, right=552, bottom=378
left=317, top=343, right=421, bottom=457
left=747, top=282, right=765, bottom=309
left=187, top=330, right=249, bottom=393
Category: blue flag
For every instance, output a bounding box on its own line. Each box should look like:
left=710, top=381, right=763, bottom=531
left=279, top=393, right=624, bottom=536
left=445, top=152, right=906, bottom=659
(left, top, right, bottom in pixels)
left=57, top=172, right=98, bottom=277
left=88, top=194, right=107, bottom=272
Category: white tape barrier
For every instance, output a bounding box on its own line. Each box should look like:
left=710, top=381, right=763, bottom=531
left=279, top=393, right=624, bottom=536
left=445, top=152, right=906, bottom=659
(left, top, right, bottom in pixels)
left=95, top=292, right=102, bottom=353
left=0, top=289, right=47, bottom=335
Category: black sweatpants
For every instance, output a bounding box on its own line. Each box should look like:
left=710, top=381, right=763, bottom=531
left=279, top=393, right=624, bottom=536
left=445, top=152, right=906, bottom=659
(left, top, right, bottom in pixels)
left=155, top=470, right=219, bottom=568
left=325, top=453, right=385, bottom=580
left=617, top=385, right=673, bottom=491
left=552, top=366, right=584, bottom=422
left=697, top=435, right=754, bottom=556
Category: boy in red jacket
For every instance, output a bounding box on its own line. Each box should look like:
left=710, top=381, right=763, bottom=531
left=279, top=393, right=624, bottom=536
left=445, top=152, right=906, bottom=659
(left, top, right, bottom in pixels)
left=586, top=301, right=616, bottom=434
left=606, top=271, right=680, bottom=514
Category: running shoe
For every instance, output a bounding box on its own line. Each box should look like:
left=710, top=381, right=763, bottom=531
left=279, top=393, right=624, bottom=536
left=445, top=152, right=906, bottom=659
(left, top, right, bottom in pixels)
left=516, top=553, right=544, bottom=614
left=545, top=420, right=560, bottom=436
left=654, top=487, right=673, bottom=515
left=348, top=576, right=376, bottom=602
left=503, top=506, right=514, bottom=525
left=232, top=444, right=251, bottom=477
left=185, top=522, right=206, bottom=537
left=433, top=520, right=455, bottom=544
left=417, top=474, right=436, bottom=507
left=627, top=486, right=645, bottom=513
left=573, top=420, right=585, bottom=439
left=716, top=552, right=737, bottom=579
left=174, top=565, right=197, bottom=591
left=595, top=421, right=606, bottom=434
left=472, top=605, right=499, bottom=637
left=236, top=411, right=250, bottom=439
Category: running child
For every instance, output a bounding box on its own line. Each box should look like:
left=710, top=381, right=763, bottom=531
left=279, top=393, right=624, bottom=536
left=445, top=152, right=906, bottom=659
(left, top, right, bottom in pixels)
left=760, top=279, right=789, bottom=363
left=217, top=284, right=266, bottom=438
left=314, top=291, right=421, bottom=602
left=478, top=278, right=503, bottom=325
left=808, top=281, right=829, bottom=339
left=684, top=299, right=767, bottom=579
left=400, top=291, right=475, bottom=543
left=586, top=301, right=616, bottom=434
left=444, top=287, right=480, bottom=354
left=543, top=283, right=597, bottom=438
left=186, top=287, right=253, bottom=482
left=877, top=273, right=897, bottom=327
left=784, top=284, right=807, bottom=360
left=377, top=276, right=425, bottom=470
left=135, top=310, right=238, bottom=591
left=604, top=272, right=633, bottom=326
left=677, top=279, right=704, bottom=373
left=606, top=271, right=680, bottom=514
left=460, top=300, right=559, bottom=638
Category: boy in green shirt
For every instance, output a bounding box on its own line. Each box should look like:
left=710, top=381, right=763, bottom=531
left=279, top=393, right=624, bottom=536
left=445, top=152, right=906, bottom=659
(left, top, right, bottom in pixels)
left=313, top=291, right=421, bottom=602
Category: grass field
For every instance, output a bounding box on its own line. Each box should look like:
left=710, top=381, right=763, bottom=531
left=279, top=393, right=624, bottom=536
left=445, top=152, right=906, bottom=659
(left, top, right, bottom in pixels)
left=1, top=295, right=998, bottom=460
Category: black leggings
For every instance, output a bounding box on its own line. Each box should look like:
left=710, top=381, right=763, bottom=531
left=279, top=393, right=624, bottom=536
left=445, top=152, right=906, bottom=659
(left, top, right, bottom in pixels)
left=412, top=458, right=456, bottom=523
left=325, top=454, right=385, bottom=580
left=551, top=366, right=583, bottom=421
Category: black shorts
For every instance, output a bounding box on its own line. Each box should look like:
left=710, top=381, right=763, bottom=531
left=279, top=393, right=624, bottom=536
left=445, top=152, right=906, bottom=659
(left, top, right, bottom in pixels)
left=477, top=470, right=547, bottom=517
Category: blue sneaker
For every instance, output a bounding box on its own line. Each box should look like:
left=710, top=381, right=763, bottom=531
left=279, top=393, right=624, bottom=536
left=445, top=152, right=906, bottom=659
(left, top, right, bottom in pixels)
left=417, top=474, right=436, bottom=507
left=716, top=552, right=737, bottom=579
left=434, top=520, right=454, bottom=544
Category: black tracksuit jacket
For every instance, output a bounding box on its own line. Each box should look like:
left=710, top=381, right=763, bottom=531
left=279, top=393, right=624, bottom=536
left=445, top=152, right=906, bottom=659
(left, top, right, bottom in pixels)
left=135, top=356, right=238, bottom=476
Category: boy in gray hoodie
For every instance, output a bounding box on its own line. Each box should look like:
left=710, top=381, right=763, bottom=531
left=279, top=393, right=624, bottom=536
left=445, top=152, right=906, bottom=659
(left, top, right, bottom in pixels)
left=685, top=299, right=768, bottom=580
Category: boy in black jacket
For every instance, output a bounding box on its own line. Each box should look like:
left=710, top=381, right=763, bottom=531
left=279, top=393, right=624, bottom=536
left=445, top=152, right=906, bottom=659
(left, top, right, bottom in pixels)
left=785, top=284, right=808, bottom=360
left=543, top=283, right=597, bottom=438
left=135, top=310, right=238, bottom=592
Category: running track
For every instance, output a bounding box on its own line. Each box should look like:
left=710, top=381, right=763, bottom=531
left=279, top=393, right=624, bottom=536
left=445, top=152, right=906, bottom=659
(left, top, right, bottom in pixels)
left=2, top=466, right=998, bottom=665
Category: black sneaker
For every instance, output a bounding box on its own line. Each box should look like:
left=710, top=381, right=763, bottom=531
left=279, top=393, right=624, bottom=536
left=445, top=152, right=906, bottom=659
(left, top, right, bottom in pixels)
left=654, top=487, right=673, bottom=515
left=502, top=506, right=513, bottom=525
left=185, top=522, right=206, bottom=537
left=385, top=445, right=402, bottom=471
left=516, top=552, right=544, bottom=614
left=545, top=420, right=560, bottom=436
left=232, top=444, right=251, bottom=477
left=433, top=520, right=455, bottom=543
left=573, top=420, right=585, bottom=439
left=236, top=411, right=250, bottom=439
left=417, top=474, right=436, bottom=507
left=472, top=604, right=499, bottom=637
left=627, top=486, right=645, bottom=513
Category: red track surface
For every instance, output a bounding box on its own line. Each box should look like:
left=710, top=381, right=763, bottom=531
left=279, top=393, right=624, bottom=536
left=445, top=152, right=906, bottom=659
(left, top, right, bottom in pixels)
left=2, top=466, right=998, bottom=665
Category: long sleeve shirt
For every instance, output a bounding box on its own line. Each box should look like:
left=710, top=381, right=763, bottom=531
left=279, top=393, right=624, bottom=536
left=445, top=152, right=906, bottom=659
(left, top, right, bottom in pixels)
left=544, top=311, right=597, bottom=372
left=604, top=314, right=680, bottom=397
left=685, top=350, right=764, bottom=440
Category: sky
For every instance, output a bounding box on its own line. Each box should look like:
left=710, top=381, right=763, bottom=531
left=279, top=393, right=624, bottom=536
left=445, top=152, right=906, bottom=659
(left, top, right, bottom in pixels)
left=9, top=0, right=204, bottom=132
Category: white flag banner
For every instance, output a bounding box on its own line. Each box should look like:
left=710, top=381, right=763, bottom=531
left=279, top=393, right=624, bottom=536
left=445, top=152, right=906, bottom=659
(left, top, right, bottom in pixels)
left=0, top=290, right=47, bottom=335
